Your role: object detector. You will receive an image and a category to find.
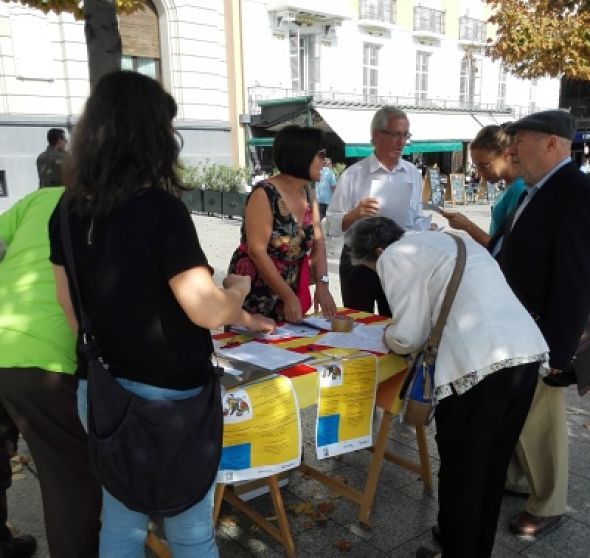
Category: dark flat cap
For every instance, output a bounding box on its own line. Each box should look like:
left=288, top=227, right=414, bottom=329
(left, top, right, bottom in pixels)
left=505, top=110, right=575, bottom=140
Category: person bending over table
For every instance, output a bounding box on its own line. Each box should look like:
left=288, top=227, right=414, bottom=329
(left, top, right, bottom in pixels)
left=228, top=125, right=337, bottom=323
left=441, top=123, right=526, bottom=247
left=347, top=217, right=548, bottom=558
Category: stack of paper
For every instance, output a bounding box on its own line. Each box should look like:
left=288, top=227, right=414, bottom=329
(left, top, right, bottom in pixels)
left=219, top=341, right=309, bottom=371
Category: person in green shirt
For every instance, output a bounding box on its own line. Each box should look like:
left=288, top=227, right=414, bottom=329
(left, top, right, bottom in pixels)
left=0, top=187, right=101, bottom=558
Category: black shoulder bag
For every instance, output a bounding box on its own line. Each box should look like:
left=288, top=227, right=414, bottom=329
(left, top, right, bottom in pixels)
left=59, top=197, right=223, bottom=517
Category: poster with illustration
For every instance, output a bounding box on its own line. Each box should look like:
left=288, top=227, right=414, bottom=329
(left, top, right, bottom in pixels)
left=315, top=355, right=377, bottom=459
left=217, top=375, right=301, bottom=483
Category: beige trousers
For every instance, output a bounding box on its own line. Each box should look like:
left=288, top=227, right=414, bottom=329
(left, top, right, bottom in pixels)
left=505, top=378, right=568, bottom=516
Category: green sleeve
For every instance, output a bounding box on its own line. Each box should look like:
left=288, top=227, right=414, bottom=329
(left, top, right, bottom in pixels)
left=0, top=195, right=28, bottom=246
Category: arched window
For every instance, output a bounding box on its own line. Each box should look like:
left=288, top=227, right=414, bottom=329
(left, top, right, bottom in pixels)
left=119, top=1, right=161, bottom=80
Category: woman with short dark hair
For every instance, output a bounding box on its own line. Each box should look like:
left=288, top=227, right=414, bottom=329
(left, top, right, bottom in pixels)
left=349, top=216, right=548, bottom=558
left=228, top=124, right=337, bottom=322
left=48, top=71, right=273, bottom=557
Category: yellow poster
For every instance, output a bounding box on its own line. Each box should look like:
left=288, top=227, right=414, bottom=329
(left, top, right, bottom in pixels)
left=315, top=355, right=377, bottom=459
left=217, top=375, right=301, bottom=483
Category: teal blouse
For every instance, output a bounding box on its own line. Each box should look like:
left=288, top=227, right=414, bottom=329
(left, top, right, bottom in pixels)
left=489, top=177, right=527, bottom=236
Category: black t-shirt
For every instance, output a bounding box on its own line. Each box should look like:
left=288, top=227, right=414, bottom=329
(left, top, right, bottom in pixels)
left=49, top=189, right=214, bottom=389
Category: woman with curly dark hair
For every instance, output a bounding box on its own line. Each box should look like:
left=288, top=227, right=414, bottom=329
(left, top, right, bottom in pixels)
left=48, top=71, right=273, bottom=557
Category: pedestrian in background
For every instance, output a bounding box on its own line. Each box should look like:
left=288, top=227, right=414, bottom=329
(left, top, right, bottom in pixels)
left=315, top=156, right=336, bottom=220
left=36, top=128, right=67, bottom=188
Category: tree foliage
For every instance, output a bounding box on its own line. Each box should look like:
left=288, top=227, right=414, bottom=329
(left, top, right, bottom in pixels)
left=4, top=0, right=142, bottom=19
left=486, top=1, right=590, bottom=79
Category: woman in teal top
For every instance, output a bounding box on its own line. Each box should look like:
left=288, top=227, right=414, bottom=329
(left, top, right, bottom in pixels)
left=442, top=124, right=525, bottom=247
left=489, top=176, right=526, bottom=237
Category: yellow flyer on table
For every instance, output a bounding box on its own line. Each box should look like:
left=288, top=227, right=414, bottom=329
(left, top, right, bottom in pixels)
left=315, top=355, right=377, bottom=459
left=217, top=375, right=301, bottom=483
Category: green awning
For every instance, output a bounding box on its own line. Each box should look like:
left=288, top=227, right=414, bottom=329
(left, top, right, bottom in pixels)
left=405, top=141, right=463, bottom=154
left=248, top=137, right=274, bottom=147
left=344, top=142, right=463, bottom=158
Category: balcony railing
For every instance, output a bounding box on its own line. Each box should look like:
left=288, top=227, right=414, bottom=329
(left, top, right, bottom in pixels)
left=359, top=0, right=396, bottom=24
left=459, top=16, right=486, bottom=43
left=413, top=6, right=445, bottom=35
left=247, top=85, right=520, bottom=116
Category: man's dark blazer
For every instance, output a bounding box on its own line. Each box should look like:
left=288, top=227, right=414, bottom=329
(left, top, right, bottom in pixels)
left=489, top=161, right=590, bottom=370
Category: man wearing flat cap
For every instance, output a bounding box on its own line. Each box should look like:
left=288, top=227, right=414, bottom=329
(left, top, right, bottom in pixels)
left=489, top=109, right=590, bottom=536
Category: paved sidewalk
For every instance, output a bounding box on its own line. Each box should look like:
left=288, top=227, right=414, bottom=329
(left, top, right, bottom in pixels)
left=8, top=203, right=590, bottom=557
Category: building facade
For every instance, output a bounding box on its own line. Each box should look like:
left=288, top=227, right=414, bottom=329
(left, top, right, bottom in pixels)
left=0, top=0, right=560, bottom=209
left=0, top=0, right=236, bottom=209
left=241, top=0, right=559, bottom=173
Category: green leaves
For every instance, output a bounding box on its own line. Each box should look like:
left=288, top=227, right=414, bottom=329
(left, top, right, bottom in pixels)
left=178, top=160, right=249, bottom=193
left=486, top=0, right=590, bottom=79
left=2, top=0, right=143, bottom=20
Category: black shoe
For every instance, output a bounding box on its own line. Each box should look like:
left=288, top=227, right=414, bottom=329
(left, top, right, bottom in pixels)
left=543, top=369, right=576, bottom=388
left=431, top=524, right=442, bottom=544
left=0, top=535, right=37, bottom=558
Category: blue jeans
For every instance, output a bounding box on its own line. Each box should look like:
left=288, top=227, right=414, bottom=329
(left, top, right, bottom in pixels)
left=78, top=379, right=219, bottom=558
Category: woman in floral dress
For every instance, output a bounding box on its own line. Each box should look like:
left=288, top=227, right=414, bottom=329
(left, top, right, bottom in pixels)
left=228, top=125, right=336, bottom=322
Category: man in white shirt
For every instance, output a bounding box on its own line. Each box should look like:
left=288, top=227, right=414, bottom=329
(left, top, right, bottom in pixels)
left=326, top=106, right=430, bottom=314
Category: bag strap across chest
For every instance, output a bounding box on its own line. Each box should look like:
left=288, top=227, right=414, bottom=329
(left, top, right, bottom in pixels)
left=423, top=233, right=467, bottom=364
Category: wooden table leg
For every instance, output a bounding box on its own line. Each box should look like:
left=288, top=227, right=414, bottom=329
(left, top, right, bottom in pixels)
left=213, top=483, right=225, bottom=523
left=415, top=425, right=433, bottom=489
left=300, top=409, right=434, bottom=528
left=218, top=475, right=296, bottom=558
left=268, top=475, right=296, bottom=558
left=358, top=409, right=393, bottom=526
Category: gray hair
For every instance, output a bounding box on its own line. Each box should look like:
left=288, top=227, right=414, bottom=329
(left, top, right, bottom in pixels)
left=370, top=106, right=409, bottom=136
left=346, top=217, right=405, bottom=264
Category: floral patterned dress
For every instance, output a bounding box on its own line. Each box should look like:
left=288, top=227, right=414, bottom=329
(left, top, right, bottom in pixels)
left=227, top=181, right=314, bottom=320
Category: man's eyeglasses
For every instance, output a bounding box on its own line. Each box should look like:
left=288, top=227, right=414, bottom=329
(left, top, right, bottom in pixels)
left=316, top=149, right=327, bottom=160
left=379, top=129, right=412, bottom=141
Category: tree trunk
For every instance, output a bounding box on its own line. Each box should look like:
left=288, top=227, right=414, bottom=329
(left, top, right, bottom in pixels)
left=84, top=0, right=121, bottom=89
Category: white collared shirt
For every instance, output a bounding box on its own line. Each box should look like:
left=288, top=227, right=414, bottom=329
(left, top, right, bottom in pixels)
left=380, top=231, right=548, bottom=400
left=326, top=154, right=430, bottom=235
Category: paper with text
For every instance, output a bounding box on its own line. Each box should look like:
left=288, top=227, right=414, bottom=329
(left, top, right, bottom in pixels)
left=315, top=355, right=378, bottom=459
left=217, top=375, right=301, bottom=482
left=370, top=179, right=413, bottom=226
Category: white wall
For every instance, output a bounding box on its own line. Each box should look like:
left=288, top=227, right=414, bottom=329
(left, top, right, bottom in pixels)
left=0, top=0, right=234, bottom=207
left=241, top=0, right=560, bottom=114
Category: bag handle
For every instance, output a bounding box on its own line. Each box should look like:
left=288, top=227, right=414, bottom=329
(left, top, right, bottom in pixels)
left=58, top=195, right=96, bottom=345
left=423, top=233, right=466, bottom=363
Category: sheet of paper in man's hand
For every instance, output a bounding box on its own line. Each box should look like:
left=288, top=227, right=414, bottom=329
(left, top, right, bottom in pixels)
left=370, top=179, right=413, bottom=225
